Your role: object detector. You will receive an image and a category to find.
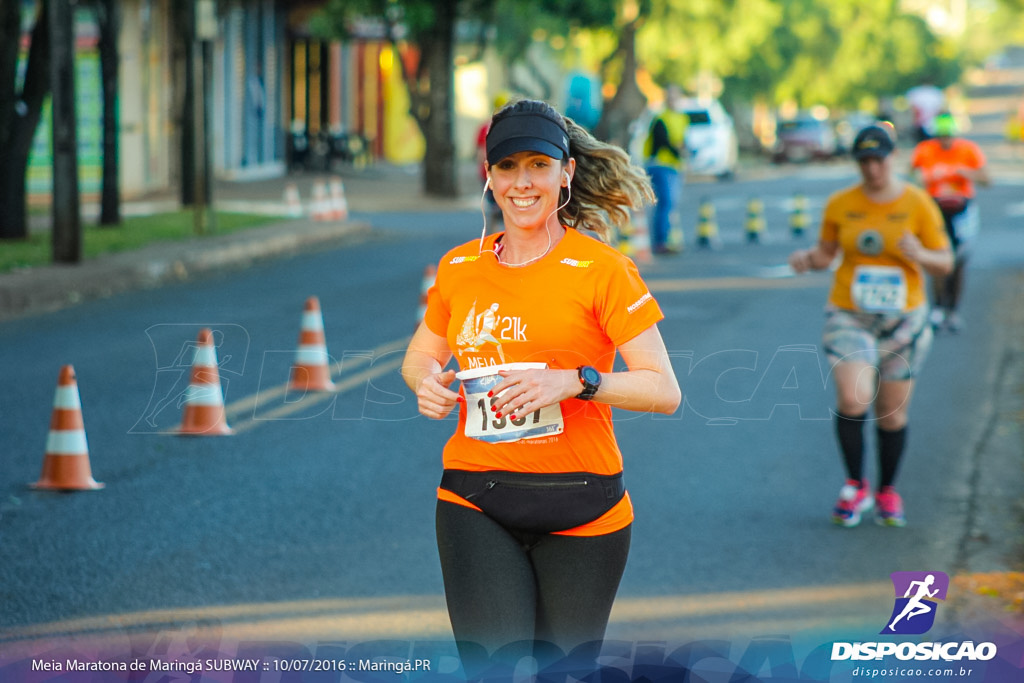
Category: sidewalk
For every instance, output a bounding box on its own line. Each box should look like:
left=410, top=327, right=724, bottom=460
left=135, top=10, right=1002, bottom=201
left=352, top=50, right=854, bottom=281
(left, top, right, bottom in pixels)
left=0, top=162, right=479, bottom=323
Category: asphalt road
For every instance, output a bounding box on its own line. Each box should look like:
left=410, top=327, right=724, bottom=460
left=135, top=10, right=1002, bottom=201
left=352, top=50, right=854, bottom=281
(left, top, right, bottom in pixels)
left=1, top=160, right=1022, bottom=679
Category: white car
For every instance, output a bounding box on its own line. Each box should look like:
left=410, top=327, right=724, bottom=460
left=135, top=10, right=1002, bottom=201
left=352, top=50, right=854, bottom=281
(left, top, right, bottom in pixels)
left=680, top=98, right=739, bottom=180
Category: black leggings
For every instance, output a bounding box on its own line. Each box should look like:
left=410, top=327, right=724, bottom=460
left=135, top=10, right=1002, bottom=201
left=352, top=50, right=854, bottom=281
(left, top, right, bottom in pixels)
left=435, top=500, right=630, bottom=676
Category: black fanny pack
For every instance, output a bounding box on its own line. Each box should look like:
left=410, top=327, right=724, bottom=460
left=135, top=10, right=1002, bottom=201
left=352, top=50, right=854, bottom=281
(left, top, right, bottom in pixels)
left=936, top=195, right=967, bottom=213
left=440, top=469, right=625, bottom=534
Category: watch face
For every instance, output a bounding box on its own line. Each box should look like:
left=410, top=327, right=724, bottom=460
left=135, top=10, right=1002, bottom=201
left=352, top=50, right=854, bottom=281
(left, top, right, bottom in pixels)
left=581, top=366, right=601, bottom=385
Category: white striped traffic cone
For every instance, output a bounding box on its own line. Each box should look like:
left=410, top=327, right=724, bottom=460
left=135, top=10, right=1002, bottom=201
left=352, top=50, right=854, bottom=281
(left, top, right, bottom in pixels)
left=284, top=182, right=304, bottom=218
left=311, top=180, right=331, bottom=221
left=176, top=328, right=233, bottom=435
left=289, top=296, right=336, bottom=392
left=329, top=176, right=349, bottom=221
left=628, top=209, right=653, bottom=264
left=32, top=365, right=104, bottom=491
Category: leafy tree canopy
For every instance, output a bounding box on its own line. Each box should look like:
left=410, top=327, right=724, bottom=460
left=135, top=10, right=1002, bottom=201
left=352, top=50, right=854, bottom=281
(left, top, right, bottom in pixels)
left=635, top=0, right=964, bottom=112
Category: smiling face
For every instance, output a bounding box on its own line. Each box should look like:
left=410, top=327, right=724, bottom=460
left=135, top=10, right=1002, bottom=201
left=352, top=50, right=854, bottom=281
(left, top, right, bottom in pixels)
left=489, top=151, right=572, bottom=231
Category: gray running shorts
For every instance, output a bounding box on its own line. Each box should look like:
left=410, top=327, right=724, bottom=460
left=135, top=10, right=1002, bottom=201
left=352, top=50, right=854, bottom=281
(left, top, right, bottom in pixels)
left=822, top=306, right=933, bottom=381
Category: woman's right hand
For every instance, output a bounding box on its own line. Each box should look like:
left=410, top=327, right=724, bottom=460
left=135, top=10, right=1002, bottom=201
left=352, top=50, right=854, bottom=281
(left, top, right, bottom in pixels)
left=416, top=369, right=462, bottom=419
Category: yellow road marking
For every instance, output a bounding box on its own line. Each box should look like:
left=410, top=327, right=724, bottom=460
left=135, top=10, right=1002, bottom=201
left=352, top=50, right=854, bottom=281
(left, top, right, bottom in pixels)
left=230, top=357, right=405, bottom=434
left=609, top=582, right=891, bottom=622
left=213, top=335, right=410, bottom=434
left=0, top=582, right=892, bottom=646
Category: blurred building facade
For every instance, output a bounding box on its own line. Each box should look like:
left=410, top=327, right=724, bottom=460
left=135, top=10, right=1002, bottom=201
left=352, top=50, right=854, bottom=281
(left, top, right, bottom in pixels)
left=21, top=0, right=429, bottom=204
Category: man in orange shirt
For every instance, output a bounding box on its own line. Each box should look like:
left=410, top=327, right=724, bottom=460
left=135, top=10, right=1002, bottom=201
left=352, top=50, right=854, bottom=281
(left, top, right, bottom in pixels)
left=910, top=112, right=990, bottom=332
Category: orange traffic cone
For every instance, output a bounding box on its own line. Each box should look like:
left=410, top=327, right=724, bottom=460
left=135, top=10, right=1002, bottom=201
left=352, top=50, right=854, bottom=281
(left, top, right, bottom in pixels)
left=311, top=179, right=331, bottom=221
left=329, top=176, right=349, bottom=221
left=284, top=182, right=303, bottom=218
left=416, top=264, right=436, bottom=327
left=177, top=328, right=233, bottom=435
left=290, top=296, right=336, bottom=392
left=32, top=365, right=104, bottom=491
left=629, top=209, right=653, bottom=264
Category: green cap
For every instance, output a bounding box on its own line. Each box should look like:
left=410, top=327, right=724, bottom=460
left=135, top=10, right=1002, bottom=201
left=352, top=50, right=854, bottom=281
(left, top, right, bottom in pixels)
left=933, top=113, right=957, bottom=137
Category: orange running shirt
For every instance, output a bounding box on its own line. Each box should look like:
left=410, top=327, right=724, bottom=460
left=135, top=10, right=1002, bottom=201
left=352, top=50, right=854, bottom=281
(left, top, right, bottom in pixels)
left=820, top=184, right=949, bottom=313
left=423, top=227, right=664, bottom=536
left=910, top=138, right=986, bottom=199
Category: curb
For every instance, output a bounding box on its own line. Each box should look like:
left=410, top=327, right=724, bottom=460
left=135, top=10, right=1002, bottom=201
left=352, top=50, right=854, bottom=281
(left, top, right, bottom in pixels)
left=0, top=218, right=371, bottom=323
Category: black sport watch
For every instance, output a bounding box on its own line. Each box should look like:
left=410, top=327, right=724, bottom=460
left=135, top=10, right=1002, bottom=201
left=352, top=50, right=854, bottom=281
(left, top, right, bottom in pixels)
left=576, top=365, right=602, bottom=401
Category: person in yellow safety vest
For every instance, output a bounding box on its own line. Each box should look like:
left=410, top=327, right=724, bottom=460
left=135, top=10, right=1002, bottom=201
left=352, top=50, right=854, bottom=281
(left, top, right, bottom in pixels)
left=644, top=85, right=689, bottom=254
left=1007, top=101, right=1024, bottom=143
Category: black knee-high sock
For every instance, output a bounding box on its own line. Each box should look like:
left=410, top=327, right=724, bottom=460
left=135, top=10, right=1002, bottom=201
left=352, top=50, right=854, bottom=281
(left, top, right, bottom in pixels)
left=835, top=411, right=867, bottom=483
left=877, top=425, right=907, bottom=488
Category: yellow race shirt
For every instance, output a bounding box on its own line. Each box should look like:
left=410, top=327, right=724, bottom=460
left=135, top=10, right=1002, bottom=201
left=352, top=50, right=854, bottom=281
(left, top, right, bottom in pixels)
left=423, top=228, right=664, bottom=535
left=820, top=183, right=949, bottom=313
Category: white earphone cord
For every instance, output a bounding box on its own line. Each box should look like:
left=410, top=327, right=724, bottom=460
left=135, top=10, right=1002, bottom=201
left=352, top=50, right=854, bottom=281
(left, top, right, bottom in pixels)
left=478, top=172, right=572, bottom=268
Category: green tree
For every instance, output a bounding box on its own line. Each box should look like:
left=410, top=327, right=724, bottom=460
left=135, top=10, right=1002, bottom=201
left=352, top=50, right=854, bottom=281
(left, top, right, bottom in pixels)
left=638, top=0, right=784, bottom=103
left=0, top=0, right=50, bottom=241
left=0, top=0, right=120, bottom=246
left=635, top=0, right=960, bottom=112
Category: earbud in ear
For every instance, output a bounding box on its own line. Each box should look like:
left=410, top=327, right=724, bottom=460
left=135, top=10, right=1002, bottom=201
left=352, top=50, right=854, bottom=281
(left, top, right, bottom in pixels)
left=563, top=171, right=571, bottom=186
left=486, top=176, right=492, bottom=189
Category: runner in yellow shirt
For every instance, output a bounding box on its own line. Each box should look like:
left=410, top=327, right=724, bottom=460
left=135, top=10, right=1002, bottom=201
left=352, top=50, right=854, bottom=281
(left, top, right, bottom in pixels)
left=788, top=125, right=952, bottom=528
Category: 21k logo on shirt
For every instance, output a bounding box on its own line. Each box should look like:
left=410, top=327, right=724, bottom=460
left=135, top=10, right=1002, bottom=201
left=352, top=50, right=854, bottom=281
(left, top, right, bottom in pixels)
left=455, top=300, right=529, bottom=366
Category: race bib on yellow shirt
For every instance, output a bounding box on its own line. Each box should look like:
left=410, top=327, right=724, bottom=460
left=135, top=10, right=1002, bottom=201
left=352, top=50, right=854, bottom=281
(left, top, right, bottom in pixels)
left=851, top=266, right=907, bottom=313
left=457, top=363, right=564, bottom=443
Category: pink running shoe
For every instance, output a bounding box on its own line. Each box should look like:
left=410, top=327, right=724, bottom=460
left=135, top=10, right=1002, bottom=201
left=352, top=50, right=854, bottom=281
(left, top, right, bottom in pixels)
left=832, top=479, right=874, bottom=527
left=875, top=486, right=907, bottom=527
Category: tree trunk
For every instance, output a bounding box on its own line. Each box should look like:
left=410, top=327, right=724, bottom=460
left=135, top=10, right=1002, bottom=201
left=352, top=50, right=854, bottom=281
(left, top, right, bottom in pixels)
left=0, top=2, right=19, bottom=134
left=177, top=4, right=196, bottom=206
left=419, top=3, right=458, bottom=198
left=0, top=1, right=51, bottom=241
left=594, top=19, right=647, bottom=150
left=97, top=0, right=120, bottom=226
left=50, top=0, right=82, bottom=263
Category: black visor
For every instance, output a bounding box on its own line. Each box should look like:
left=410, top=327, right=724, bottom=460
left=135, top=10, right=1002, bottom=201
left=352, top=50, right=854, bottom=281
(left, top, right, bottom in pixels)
left=486, top=112, right=570, bottom=164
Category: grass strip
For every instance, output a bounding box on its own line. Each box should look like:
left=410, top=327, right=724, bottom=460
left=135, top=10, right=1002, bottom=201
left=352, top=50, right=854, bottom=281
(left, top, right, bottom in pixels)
left=0, top=211, right=282, bottom=274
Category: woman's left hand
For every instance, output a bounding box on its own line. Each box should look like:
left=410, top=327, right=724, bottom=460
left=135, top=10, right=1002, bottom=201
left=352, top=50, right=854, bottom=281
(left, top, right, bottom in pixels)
left=899, top=231, right=954, bottom=276
left=488, top=368, right=579, bottom=419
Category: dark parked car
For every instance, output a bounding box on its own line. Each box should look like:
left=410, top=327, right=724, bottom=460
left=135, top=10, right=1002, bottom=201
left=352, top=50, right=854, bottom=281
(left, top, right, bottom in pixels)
left=772, top=116, right=838, bottom=163
left=834, top=112, right=880, bottom=155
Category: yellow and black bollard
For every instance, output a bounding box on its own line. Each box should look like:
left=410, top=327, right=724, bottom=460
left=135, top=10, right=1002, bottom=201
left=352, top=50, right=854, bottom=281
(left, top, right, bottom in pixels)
left=617, top=221, right=634, bottom=257
left=696, top=197, right=719, bottom=249
left=790, top=193, right=810, bottom=238
left=745, top=197, right=765, bottom=244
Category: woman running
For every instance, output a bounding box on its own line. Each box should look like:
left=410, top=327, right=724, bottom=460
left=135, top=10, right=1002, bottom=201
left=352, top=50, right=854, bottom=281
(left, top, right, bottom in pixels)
left=788, top=125, right=952, bottom=528
left=402, top=99, right=680, bottom=675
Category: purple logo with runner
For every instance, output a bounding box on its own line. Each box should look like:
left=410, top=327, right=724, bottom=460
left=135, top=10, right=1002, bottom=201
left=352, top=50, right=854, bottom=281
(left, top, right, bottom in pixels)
left=881, top=571, right=949, bottom=635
